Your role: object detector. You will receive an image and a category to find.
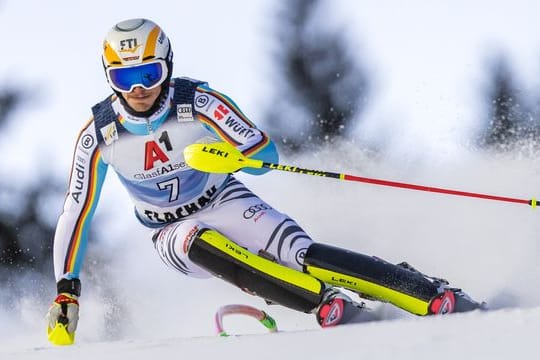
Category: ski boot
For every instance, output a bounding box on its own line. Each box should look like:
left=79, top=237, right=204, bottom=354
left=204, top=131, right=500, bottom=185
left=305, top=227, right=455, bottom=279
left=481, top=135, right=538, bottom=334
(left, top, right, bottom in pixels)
left=396, top=262, right=488, bottom=314
left=428, top=288, right=487, bottom=314
left=315, top=288, right=370, bottom=327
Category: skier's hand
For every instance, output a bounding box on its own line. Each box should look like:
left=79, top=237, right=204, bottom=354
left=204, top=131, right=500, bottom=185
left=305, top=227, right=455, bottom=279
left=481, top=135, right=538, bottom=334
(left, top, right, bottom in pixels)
left=46, top=293, right=79, bottom=345
left=46, top=278, right=81, bottom=345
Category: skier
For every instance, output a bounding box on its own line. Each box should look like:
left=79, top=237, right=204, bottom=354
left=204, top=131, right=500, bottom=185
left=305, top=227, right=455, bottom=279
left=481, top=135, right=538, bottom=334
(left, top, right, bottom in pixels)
left=46, top=18, right=484, bottom=344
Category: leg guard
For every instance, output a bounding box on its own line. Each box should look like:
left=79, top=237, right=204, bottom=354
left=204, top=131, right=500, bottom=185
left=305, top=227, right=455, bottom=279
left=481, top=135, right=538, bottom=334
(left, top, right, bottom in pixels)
left=304, top=243, right=439, bottom=315
left=188, top=228, right=324, bottom=313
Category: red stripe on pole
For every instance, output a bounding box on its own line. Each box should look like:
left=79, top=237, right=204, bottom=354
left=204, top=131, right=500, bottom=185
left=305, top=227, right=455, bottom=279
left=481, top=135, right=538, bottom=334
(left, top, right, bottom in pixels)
left=343, top=174, right=530, bottom=205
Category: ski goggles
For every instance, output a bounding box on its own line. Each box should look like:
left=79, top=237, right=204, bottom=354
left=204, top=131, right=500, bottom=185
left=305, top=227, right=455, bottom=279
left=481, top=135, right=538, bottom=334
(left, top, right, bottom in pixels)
left=106, top=59, right=168, bottom=93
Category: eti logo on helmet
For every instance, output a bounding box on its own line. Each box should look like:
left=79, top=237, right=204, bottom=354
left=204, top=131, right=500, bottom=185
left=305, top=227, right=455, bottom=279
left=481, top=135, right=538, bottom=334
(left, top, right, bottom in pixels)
left=119, top=38, right=142, bottom=52
left=118, top=38, right=142, bottom=61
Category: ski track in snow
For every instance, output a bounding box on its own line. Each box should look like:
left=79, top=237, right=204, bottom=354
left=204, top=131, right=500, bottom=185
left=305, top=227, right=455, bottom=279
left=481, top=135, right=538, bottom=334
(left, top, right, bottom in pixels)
left=2, top=144, right=540, bottom=359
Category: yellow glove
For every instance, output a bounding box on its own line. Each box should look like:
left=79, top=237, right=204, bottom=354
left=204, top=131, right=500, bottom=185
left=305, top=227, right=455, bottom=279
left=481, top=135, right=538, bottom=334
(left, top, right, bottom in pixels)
left=46, top=293, right=79, bottom=345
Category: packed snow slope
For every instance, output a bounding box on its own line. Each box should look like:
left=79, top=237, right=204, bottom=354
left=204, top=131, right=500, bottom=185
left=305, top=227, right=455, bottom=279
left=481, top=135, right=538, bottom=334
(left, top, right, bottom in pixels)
left=2, top=143, right=540, bottom=359
left=4, top=307, right=540, bottom=360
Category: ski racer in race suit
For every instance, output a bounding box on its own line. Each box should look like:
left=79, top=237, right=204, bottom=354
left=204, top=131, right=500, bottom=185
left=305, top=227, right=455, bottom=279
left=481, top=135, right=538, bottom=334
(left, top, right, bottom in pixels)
left=46, top=18, right=485, bottom=345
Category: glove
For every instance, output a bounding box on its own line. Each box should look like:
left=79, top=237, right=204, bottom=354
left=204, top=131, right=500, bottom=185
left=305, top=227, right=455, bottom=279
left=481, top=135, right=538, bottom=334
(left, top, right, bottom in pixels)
left=46, top=279, right=81, bottom=345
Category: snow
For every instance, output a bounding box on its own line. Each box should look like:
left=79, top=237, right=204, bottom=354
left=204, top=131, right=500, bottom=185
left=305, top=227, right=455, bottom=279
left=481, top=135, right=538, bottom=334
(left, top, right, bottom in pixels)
left=3, top=307, right=538, bottom=359
left=2, top=145, right=540, bottom=359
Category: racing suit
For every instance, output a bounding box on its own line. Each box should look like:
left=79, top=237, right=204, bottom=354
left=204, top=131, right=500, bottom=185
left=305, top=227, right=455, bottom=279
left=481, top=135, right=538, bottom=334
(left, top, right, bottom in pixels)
left=53, top=77, right=313, bottom=283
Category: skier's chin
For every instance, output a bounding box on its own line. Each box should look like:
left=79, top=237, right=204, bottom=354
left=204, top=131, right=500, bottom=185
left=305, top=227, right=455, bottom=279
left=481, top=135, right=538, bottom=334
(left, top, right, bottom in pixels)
left=125, top=99, right=153, bottom=112
left=122, top=87, right=161, bottom=113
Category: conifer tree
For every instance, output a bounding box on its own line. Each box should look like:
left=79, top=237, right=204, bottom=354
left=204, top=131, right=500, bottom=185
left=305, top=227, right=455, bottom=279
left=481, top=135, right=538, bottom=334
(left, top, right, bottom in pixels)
left=267, top=0, right=370, bottom=153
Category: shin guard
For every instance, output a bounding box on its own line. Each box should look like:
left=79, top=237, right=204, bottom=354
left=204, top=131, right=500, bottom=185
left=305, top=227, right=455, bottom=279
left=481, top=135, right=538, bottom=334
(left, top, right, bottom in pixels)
left=304, top=243, right=439, bottom=315
left=188, top=229, right=324, bottom=313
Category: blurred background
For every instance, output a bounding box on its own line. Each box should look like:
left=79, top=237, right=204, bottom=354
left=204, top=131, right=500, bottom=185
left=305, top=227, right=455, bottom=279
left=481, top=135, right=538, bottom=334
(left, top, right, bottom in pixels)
left=2, top=0, right=540, bottom=346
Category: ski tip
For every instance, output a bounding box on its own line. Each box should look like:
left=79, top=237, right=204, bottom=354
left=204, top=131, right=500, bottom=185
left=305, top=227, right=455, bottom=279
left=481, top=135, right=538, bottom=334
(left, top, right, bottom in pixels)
left=478, top=301, right=489, bottom=311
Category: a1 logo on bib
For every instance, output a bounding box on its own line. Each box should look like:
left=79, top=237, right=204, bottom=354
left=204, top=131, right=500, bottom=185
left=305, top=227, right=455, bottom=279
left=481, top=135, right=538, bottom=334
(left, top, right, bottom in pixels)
left=177, top=104, right=194, bottom=122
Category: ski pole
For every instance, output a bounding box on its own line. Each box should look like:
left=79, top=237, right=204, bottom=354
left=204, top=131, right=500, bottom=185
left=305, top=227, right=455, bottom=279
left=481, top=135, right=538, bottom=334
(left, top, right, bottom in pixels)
left=183, top=142, right=538, bottom=208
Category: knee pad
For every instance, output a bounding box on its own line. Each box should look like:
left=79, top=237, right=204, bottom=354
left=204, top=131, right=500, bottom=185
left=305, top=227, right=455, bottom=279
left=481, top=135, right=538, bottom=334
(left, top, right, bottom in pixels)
left=188, top=228, right=324, bottom=313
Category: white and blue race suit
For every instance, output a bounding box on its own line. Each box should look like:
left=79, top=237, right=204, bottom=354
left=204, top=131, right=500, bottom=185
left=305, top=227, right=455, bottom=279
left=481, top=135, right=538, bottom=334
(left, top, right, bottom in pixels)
left=53, top=77, right=313, bottom=281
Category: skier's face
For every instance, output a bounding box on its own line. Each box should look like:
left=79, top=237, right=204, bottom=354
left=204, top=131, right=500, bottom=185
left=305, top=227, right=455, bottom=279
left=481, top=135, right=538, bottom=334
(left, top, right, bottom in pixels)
left=121, top=86, right=161, bottom=113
